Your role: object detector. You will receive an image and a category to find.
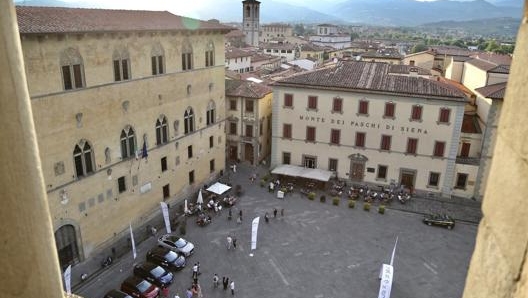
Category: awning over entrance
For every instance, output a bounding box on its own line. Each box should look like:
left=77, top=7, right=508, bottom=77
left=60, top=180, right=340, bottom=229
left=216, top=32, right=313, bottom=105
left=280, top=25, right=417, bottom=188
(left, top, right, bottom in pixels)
left=271, top=164, right=334, bottom=182
left=206, top=182, right=232, bottom=195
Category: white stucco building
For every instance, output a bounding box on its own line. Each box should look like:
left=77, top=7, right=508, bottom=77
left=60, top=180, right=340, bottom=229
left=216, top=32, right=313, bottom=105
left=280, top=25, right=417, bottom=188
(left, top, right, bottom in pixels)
left=271, top=61, right=475, bottom=198
left=309, top=24, right=351, bottom=49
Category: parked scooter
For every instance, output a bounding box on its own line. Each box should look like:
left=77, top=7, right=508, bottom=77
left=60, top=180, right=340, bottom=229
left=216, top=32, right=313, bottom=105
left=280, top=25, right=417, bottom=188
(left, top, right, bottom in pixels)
left=101, top=256, right=113, bottom=268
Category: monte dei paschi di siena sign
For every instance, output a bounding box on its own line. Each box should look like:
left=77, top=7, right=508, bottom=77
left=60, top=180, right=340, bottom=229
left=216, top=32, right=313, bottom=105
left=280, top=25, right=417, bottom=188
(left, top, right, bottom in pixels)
left=299, top=115, right=429, bottom=134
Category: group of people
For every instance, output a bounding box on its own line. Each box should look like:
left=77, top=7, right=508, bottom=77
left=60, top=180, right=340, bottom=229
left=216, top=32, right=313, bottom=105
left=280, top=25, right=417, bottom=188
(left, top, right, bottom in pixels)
left=264, top=207, right=284, bottom=223
left=226, top=235, right=238, bottom=250
left=268, top=179, right=281, bottom=192
left=212, top=274, right=235, bottom=295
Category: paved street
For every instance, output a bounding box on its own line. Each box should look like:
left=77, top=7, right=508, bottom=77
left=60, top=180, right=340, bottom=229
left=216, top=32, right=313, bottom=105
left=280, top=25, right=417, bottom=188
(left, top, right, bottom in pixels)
left=76, top=164, right=479, bottom=298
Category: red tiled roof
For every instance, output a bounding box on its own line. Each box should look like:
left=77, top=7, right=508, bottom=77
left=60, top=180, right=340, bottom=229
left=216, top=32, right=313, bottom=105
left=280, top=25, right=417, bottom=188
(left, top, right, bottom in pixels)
left=466, top=58, right=510, bottom=74
left=225, top=29, right=245, bottom=37
left=225, top=79, right=272, bottom=98
left=470, top=53, right=512, bottom=66
left=16, top=6, right=233, bottom=34
left=225, top=47, right=252, bottom=59
left=475, top=82, right=507, bottom=100
left=388, top=65, right=430, bottom=76
left=274, top=61, right=466, bottom=101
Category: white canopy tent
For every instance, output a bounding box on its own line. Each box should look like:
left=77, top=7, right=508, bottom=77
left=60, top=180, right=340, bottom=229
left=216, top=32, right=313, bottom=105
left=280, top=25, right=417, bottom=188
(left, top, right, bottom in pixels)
left=271, top=164, right=334, bottom=182
left=206, top=182, right=232, bottom=195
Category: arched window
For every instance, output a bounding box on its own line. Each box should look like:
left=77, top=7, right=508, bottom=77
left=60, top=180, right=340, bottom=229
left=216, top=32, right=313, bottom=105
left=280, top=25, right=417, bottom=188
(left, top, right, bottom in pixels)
left=156, top=115, right=169, bottom=145
left=184, top=108, right=195, bottom=134
left=245, top=5, right=251, bottom=17
left=206, top=101, right=216, bottom=126
left=55, top=224, right=80, bottom=270
left=113, top=48, right=131, bottom=81
left=60, top=48, right=85, bottom=90
left=120, top=125, right=136, bottom=158
left=205, top=41, right=215, bottom=67
left=182, top=41, right=193, bottom=71
left=151, top=43, right=165, bottom=75
left=73, top=140, right=94, bottom=178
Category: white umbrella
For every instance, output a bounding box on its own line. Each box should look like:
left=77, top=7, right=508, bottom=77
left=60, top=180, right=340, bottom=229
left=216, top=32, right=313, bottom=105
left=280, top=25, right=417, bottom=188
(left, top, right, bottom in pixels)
left=197, top=189, right=204, bottom=205
left=184, top=199, right=189, bottom=214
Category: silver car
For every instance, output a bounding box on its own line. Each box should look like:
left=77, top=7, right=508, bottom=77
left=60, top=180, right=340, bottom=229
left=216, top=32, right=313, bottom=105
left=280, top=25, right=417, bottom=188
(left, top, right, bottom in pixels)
left=157, top=234, right=195, bottom=256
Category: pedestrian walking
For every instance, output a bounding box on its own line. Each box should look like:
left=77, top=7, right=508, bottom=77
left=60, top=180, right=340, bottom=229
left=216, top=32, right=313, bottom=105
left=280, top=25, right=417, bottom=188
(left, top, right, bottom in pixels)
left=186, top=288, right=193, bottom=298
left=265, top=212, right=269, bottom=223
left=230, top=280, right=235, bottom=295
left=239, top=209, right=243, bottom=218
left=227, top=236, right=232, bottom=250
left=237, top=214, right=242, bottom=224
left=233, top=237, right=237, bottom=249
left=161, top=286, right=169, bottom=298
left=197, top=282, right=203, bottom=298
left=213, top=274, right=219, bottom=288
left=228, top=209, right=232, bottom=220
left=193, top=275, right=198, bottom=285
left=197, top=262, right=201, bottom=275
left=222, top=276, right=229, bottom=290
left=281, top=208, right=284, bottom=217
left=269, top=181, right=274, bottom=192
left=273, top=208, right=277, bottom=218
left=192, top=263, right=198, bottom=279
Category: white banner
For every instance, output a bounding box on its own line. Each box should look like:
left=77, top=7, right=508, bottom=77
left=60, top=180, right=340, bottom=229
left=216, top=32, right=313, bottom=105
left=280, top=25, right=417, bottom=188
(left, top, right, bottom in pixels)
left=63, top=265, right=72, bottom=295
left=251, top=216, right=260, bottom=250
left=378, top=264, right=394, bottom=298
left=129, top=223, right=136, bottom=260
left=160, top=202, right=171, bottom=233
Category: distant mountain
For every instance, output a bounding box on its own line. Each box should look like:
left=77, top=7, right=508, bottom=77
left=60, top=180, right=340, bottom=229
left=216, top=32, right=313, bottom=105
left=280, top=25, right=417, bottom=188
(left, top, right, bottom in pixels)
left=487, top=0, right=524, bottom=7
left=327, top=0, right=522, bottom=26
left=420, top=17, right=521, bottom=36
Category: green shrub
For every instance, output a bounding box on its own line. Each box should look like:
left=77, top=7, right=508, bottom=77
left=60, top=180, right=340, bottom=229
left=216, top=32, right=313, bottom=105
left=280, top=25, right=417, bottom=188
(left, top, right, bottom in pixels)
left=332, top=197, right=340, bottom=206
left=378, top=205, right=386, bottom=214
left=320, top=195, right=326, bottom=203
left=260, top=179, right=266, bottom=187
left=308, top=192, right=316, bottom=200
left=348, top=200, right=355, bottom=208
left=363, top=202, right=371, bottom=211
left=262, top=175, right=270, bottom=182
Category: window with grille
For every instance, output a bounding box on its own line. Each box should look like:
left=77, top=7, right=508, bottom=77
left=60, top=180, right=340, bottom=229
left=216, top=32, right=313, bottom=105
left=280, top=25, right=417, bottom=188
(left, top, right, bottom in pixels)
left=229, top=122, right=237, bottom=135
left=428, top=172, right=440, bottom=187
left=184, top=108, right=195, bottom=134
left=455, top=173, right=468, bottom=189
left=282, top=152, right=291, bottom=164
left=377, top=165, right=387, bottom=179
left=328, top=158, right=338, bottom=171
left=229, top=100, right=237, bottom=110
left=206, top=101, right=216, bottom=125
left=120, top=126, right=136, bottom=159
left=73, top=140, right=94, bottom=178
left=245, top=99, right=254, bottom=113
left=246, top=125, right=253, bottom=137
left=303, top=155, right=317, bottom=168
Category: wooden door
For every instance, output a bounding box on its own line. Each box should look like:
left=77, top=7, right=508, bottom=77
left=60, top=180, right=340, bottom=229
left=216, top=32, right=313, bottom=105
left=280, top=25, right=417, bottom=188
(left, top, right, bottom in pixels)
left=460, top=143, right=470, bottom=157
left=350, top=163, right=364, bottom=181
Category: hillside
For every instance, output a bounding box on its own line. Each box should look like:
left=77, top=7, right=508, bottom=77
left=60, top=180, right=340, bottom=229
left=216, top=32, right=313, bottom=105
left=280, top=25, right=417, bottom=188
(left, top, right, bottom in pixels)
left=420, top=17, right=521, bottom=37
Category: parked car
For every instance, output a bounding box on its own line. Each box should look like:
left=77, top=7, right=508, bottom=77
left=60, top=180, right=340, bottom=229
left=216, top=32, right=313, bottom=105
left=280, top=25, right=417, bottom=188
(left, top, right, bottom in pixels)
left=103, top=289, right=133, bottom=298
left=146, top=246, right=186, bottom=271
left=423, top=214, right=455, bottom=229
left=120, top=276, right=159, bottom=298
left=133, top=262, right=174, bottom=288
left=158, top=234, right=195, bottom=256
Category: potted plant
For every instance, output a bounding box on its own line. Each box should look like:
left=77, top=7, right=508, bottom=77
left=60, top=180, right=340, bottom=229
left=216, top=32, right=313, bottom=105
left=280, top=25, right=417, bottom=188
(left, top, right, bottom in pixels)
left=308, top=192, right=316, bottom=200
left=332, top=197, right=340, bottom=206
left=348, top=200, right=355, bottom=208
left=378, top=205, right=386, bottom=214
left=320, top=195, right=326, bottom=203
left=363, top=202, right=371, bottom=211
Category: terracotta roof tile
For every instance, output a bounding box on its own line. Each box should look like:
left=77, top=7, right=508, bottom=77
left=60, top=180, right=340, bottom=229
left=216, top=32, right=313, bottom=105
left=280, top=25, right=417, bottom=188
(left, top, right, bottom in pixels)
left=16, top=6, right=233, bottom=34
left=388, top=64, right=431, bottom=76
left=225, top=47, right=252, bottom=59
left=466, top=58, right=510, bottom=74
left=225, top=79, right=272, bottom=98
left=274, top=61, right=466, bottom=101
left=475, top=82, right=507, bottom=100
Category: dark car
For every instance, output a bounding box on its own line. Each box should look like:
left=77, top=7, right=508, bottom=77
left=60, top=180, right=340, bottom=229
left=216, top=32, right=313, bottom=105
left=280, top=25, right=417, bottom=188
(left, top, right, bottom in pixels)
left=146, top=246, right=186, bottom=271
left=133, top=262, right=174, bottom=288
left=103, top=289, right=133, bottom=298
left=423, top=214, right=455, bottom=229
left=120, top=276, right=160, bottom=298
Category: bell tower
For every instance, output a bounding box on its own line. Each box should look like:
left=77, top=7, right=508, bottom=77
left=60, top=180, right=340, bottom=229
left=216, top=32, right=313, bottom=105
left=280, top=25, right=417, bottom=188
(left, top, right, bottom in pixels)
left=242, top=0, right=260, bottom=47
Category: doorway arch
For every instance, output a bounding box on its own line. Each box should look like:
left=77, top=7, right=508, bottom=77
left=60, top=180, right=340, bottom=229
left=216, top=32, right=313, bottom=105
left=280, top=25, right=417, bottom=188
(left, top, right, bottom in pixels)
left=55, top=224, right=80, bottom=270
